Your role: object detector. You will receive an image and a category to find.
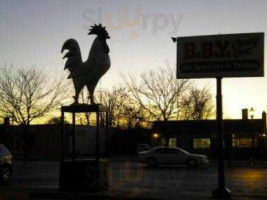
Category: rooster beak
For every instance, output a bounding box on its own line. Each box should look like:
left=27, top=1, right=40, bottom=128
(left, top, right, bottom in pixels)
left=62, top=53, right=68, bottom=59
left=107, top=35, right=110, bottom=39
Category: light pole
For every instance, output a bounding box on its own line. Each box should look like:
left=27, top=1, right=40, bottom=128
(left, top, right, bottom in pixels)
left=250, top=107, right=255, bottom=166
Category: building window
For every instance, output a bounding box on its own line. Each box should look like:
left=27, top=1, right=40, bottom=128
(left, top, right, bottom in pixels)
left=193, top=138, right=211, bottom=149
left=168, top=138, right=177, bottom=147
left=160, top=138, right=166, bottom=146
left=233, top=138, right=257, bottom=148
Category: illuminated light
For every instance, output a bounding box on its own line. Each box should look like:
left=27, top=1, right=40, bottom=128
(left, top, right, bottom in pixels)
left=263, top=134, right=266, bottom=137
left=153, top=133, right=159, bottom=139
left=242, top=171, right=263, bottom=180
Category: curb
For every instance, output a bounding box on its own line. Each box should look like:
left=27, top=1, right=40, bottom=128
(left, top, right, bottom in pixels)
left=1, top=187, right=267, bottom=200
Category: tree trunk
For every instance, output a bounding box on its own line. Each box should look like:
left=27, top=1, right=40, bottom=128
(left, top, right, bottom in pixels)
left=85, top=113, right=90, bottom=126
left=163, top=119, right=169, bottom=147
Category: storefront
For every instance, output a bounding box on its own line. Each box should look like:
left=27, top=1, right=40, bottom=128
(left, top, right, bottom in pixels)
left=153, top=112, right=266, bottom=159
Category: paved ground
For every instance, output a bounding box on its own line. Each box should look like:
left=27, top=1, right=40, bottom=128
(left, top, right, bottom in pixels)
left=2, top=159, right=267, bottom=200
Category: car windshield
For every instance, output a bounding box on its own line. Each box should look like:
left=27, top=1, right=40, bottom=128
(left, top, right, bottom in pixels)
left=0, top=144, right=10, bottom=155
left=149, top=147, right=162, bottom=152
left=177, top=148, right=189, bottom=154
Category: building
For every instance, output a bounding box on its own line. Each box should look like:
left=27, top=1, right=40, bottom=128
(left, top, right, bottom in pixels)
left=152, top=109, right=267, bottom=159
left=0, top=123, right=112, bottom=160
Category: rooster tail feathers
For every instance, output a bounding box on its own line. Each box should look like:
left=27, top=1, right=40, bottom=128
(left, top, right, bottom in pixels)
left=61, top=39, right=82, bottom=70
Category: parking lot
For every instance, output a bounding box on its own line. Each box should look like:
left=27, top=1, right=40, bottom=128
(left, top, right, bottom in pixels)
left=7, top=159, right=267, bottom=199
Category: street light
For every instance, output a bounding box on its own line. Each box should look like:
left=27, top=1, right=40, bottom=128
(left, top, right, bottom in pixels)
left=250, top=107, right=255, bottom=166
left=153, top=133, right=160, bottom=146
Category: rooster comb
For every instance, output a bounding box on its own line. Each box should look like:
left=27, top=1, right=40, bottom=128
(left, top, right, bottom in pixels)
left=88, top=24, right=108, bottom=35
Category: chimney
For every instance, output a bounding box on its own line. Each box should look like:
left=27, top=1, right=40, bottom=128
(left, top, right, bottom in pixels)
left=3, top=117, right=10, bottom=126
left=242, top=109, right=248, bottom=120
left=262, top=111, right=266, bottom=121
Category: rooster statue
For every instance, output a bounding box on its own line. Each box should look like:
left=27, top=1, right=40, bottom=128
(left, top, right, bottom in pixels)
left=61, top=24, right=111, bottom=104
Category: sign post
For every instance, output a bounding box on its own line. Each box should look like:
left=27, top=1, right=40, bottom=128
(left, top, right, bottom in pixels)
left=173, top=32, right=264, bottom=199
left=212, top=77, right=231, bottom=198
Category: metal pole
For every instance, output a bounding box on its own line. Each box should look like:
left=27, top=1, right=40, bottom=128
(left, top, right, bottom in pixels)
left=212, top=77, right=231, bottom=199
left=217, top=77, right=225, bottom=188
left=105, top=111, right=109, bottom=157
left=72, top=112, right=76, bottom=160
left=59, top=107, right=64, bottom=190
left=96, top=111, right=100, bottom=159
left=61, top=108, right=64, bottom=162
left=96, top=111, right=100, bottom=181
left=251, top=119, right=255, bottom=166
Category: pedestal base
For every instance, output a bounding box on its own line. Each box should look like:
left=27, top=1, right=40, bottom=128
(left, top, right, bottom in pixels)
left=59, top=159, right=109, bottom=192
left=212, top=187, right=231, bottom=199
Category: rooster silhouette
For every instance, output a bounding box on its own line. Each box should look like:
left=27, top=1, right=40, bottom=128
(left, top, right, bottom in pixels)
left=61, top=24, right=111, bottom=104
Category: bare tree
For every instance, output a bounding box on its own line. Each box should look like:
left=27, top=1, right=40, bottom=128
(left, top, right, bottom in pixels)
left=46, top=116, right=70, bottom=125
left=0, top=66, right=67, bottom=159
left=79, top=86, right=143, bottom=129
left=123, top=66, right=191, bottom=145
left=102, top=87, right=128, bottom=127
left=179, top=86, right=214, bottom=120
left=124, top=66, right=191, bottom=122
left=95, top=87, right=139, bottom=128
left=76, top=86, right=132, bottom=128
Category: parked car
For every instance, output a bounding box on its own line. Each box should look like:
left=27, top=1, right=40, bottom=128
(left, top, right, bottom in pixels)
left=0, top=144, right=13, bottom=183
left=136, top=144, right=150, bottom=153
left=138, top=146, right=209, bottom=168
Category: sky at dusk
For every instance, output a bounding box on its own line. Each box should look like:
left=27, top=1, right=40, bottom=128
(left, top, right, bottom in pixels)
left=0, top=0, right=267, bottom=119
